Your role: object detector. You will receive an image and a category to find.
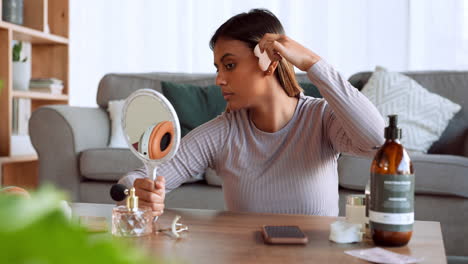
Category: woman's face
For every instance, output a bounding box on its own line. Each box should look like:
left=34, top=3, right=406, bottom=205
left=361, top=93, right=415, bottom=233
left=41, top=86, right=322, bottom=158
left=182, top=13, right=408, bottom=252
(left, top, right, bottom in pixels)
left=213, top=38, right=268, bottom=111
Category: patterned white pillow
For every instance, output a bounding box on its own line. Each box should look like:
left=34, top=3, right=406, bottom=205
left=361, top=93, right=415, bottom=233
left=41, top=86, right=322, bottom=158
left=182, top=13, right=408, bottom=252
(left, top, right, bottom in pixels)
left=361, top=66, right=461, bottom=153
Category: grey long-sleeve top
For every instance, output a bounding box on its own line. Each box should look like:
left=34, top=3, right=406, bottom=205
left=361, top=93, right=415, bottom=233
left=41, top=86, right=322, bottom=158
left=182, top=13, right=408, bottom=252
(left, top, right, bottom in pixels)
left=119, top=59, right=385, bottom=216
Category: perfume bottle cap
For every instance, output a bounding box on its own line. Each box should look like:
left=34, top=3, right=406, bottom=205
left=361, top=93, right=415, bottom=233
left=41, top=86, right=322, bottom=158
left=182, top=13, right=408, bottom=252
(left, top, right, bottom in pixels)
left=385, top=115, right=402, bottom=140
left=126, top=187, right=139, bottom=211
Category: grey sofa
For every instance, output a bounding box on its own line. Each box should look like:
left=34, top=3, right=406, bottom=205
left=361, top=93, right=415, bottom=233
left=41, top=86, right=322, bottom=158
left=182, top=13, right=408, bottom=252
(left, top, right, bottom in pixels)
left=29, top=70, right=468, bottom=260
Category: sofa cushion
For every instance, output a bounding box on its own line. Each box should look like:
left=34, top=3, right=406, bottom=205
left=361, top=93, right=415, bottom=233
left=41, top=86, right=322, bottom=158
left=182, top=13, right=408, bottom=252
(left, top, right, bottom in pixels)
left=361, top=66, right=461, bottom=153
left=161, top=81, right=227, bottom=137
left=299, top=82, right=322, bottom=98
left=80, top=148, right=143, bottom=181
left=338, top=153, right=468, bottom=198
left=79, top=180, right=225, bottom=211
left=165, top=181, right=225, bottom=210
left=349, top=70, right=468, bottom=156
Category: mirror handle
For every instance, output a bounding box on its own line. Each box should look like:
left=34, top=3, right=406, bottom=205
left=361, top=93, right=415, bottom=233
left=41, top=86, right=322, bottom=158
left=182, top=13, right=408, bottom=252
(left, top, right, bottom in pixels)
left=145, top=163, right=158, bottom=181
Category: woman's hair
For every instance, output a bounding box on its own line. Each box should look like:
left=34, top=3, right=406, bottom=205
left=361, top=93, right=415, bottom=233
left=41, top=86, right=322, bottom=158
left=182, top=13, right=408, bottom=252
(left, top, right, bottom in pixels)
left=209, top=9, right=303, bottom=97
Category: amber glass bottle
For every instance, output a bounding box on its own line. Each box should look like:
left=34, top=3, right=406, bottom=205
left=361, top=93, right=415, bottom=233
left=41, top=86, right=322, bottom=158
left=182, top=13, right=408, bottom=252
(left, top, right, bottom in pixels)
left=370, top=115, right=414, bottom=247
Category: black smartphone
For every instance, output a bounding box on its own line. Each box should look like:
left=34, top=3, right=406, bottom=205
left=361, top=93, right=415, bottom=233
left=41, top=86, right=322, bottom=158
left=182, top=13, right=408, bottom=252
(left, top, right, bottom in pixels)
left=262, top=225, right=308, bottom=245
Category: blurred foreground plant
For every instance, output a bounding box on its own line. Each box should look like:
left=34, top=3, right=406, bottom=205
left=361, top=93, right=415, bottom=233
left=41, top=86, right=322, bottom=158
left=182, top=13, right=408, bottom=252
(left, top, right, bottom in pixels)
left=0, top=185, right=157, bottom=264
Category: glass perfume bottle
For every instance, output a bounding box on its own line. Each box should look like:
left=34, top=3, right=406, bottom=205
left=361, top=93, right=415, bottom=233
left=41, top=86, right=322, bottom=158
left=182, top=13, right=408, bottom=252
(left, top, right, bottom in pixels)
left=112, top=187, right=153, bottom=237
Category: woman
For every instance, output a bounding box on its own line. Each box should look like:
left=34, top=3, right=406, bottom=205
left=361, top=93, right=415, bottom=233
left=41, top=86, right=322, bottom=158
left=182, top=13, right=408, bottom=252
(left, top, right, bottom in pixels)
left=118, top=9, right=385, bottom=217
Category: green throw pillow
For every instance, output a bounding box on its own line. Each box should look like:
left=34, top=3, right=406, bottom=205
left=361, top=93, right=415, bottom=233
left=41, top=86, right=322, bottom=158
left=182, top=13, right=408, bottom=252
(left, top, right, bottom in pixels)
left=299, top=82, right=322, bottom=98
left=161, top=81, right=227, bottom=137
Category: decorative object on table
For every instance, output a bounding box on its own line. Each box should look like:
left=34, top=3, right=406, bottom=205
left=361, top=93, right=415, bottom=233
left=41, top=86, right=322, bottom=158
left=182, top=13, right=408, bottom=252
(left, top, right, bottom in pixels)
left=156, top=215, right=189, bottom=238
left=361, top=66, right=461, bottom=153
left=329, top=220, right=363, bottom=243
left=2, top=0, right=23, bottom=25
left=29, top=78, right=64, bottom=94
left=345, top=194, right=366, bottom=232
left=0, top=185, right=155, bottom=264
left=111, top=186, right=153, bottom=237
left=12, top=41, right=31, bottom=91
left=370, top=115, right=414, bottom=247
left=344, top=247, right=424, bottom=264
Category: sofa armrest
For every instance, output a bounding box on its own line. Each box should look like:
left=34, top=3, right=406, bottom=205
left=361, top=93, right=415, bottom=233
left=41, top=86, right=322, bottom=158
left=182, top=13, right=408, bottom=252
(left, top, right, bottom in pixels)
left=29, top=105, right=110, bottom=201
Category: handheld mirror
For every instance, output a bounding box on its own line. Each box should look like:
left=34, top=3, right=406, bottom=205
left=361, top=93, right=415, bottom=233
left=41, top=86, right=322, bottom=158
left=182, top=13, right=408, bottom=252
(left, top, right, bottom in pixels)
left=121, top=89, right=181, bottom=181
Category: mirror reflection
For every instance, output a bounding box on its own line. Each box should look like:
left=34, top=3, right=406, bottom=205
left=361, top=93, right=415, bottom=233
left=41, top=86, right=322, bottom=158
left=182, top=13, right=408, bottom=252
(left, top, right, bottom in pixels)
left=124, top=95, right=175, bottom=160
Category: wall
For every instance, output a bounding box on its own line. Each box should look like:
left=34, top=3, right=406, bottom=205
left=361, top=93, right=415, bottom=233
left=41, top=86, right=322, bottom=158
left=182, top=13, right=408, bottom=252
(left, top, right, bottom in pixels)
left=69, top=0, right=468, bottom=107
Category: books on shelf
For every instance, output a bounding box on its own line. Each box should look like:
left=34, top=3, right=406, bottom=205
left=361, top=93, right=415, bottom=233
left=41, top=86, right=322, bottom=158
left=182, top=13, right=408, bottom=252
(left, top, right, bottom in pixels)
left=12, top=98, right=31, bottom=135
left=11, top=97, right=36, bottom=156
left=29, top=78, right=64, bottom=95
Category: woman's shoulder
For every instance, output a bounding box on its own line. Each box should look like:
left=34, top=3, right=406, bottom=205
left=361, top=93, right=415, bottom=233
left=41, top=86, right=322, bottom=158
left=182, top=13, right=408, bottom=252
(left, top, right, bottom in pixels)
left=182, top=112, right=234, bottom=142
left=295, top=94, right=333, bottom=128
left=298, top=93, right=328, bottom=111
left=190, top=109, right=246, bottom=134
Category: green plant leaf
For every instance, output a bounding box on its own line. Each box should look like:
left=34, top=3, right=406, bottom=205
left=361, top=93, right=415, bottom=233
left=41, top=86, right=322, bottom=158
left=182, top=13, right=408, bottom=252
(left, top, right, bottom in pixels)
left=12, top=41, right=22, bottom=62
left=0, top=186, right=161, bottom=264
left=0, top=185, right=66, bottom=232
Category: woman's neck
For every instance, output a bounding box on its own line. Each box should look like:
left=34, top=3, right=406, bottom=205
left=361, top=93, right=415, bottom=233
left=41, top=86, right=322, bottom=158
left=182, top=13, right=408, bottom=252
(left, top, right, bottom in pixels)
left=249, top=81, right=299, bottom=133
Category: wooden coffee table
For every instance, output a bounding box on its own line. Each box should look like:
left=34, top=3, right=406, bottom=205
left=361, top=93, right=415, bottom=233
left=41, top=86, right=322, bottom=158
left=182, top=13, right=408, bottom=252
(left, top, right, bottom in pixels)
left=72, top=203, right=447, bottom=264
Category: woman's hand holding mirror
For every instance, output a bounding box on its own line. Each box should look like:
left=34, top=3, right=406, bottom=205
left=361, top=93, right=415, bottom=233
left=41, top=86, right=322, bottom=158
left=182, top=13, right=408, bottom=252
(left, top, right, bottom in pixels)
left=134, top=177, right=166, bottom=217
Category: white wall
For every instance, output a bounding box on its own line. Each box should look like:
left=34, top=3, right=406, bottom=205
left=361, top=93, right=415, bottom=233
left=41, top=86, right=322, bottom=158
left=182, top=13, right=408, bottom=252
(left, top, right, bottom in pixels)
left=69, top=0, right=468, bottom=107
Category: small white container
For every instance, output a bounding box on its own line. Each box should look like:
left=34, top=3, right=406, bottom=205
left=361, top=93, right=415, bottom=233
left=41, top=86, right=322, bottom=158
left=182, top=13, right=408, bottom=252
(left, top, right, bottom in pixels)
left=345, top=194, right=366, bottom=231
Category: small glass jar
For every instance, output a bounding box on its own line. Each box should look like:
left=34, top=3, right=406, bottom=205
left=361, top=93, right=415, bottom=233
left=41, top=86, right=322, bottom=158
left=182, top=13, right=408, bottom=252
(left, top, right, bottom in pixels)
left=111, top=187, right=153, bottom=237
left=345, top=194, right=366, bottom=232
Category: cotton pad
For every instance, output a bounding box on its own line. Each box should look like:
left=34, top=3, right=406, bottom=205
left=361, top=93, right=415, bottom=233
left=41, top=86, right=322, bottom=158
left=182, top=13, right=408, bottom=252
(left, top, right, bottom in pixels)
left=329, top=220, right=363, bottom=243
left=254, top=44, right=271, bottom=71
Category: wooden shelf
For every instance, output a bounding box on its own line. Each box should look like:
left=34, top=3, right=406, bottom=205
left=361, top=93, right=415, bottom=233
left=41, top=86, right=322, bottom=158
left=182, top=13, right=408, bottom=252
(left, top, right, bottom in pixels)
left=0, top=154, right=38, bottom=189
left=0, top=0, right=68, bottom=190
left=0, top=154, right=37, bottom=164
left=0, top=21, right=68, bottom=44
left=12, top=90, right=68, bottom=101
